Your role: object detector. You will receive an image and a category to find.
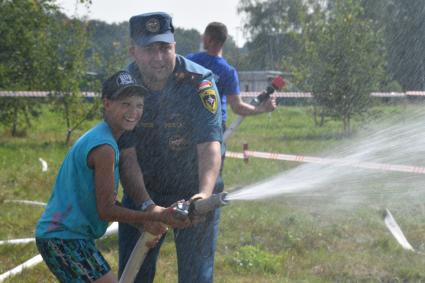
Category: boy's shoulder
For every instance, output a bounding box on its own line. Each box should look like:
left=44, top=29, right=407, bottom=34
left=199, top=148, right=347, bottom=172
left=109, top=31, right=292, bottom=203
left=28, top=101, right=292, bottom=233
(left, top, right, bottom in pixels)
left=73, top=122, right=115, bottom=150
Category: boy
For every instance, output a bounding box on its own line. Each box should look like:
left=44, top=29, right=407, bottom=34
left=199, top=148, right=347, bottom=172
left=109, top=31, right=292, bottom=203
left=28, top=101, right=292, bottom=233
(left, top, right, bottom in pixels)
left=35, top=70, right=187, bottom=282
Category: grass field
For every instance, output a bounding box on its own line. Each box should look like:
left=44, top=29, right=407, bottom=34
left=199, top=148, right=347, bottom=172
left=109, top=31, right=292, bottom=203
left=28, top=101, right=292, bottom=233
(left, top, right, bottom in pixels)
left=1, top=103, right=425, bottom=282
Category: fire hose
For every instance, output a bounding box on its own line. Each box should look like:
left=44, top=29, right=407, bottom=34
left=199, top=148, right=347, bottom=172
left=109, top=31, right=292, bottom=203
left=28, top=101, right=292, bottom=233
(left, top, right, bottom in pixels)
left=223, top=75, right=285, bottom=142
left=119, top=192, right=229, bottom=283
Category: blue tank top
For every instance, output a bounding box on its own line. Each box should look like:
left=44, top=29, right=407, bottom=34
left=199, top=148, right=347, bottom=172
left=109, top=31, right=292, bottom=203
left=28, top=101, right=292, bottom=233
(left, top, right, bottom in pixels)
left=35, top=121, right=119, bottom=239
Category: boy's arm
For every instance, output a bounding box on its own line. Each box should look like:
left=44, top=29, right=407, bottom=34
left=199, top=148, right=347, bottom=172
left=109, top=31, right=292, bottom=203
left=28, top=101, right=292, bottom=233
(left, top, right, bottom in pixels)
left=119, top=147, right=151, bottom=204
left=90, top=144, right=189, bottom=232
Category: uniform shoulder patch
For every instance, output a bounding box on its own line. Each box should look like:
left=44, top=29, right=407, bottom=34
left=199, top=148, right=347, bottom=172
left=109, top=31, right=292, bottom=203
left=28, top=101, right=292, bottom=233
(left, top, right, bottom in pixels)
left=197, top=80, right=217, bottom=113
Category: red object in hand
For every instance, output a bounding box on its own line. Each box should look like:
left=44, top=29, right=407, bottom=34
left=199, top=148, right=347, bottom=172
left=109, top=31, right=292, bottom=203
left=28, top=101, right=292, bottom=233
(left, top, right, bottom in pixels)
left=271, top=76, right=285, bottom=91
left=255, top=76, right=286, bottom=104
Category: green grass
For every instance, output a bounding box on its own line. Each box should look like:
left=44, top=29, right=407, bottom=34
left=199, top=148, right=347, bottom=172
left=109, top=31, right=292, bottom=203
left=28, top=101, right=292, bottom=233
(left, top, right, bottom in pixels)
left=1, top=103, right=425, bottom=282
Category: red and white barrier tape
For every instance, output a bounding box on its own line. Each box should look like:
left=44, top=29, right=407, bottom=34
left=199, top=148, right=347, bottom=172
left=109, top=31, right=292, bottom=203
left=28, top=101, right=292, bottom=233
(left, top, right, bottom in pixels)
left=226, top=150, right=425, bottom=174
left=240, top=91, right=425, bottom=98
left=241, top=92, right=313, bottom=98
left=406, top=91, right=425, bottom=96
left=0, top=91, right=98, bottom=97
left=3, top=91, right=425, bottom=98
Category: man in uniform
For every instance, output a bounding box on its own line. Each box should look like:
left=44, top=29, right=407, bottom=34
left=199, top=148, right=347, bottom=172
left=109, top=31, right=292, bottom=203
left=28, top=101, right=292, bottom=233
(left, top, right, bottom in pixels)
left=118, top=12, right=223, bottom=283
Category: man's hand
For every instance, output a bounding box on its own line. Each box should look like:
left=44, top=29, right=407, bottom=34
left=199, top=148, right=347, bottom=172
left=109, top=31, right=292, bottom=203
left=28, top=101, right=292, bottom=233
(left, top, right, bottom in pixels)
left=190, top=192, right=209, bottom=202
left=257, top=97, right=277, bottom=113
left=188, top=193, right=209, bottom=226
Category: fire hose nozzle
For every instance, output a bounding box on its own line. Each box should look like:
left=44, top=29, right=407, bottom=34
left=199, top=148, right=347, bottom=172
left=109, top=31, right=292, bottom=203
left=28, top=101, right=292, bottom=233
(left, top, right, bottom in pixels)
left=190, top=192, right=229, bottom=215
left=173, top=192, right=229, bottom=219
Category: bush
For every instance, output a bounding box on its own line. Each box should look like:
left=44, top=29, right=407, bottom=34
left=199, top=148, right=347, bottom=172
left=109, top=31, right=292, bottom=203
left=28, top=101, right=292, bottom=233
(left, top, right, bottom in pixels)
left=226, top=245, right=284, bottom=274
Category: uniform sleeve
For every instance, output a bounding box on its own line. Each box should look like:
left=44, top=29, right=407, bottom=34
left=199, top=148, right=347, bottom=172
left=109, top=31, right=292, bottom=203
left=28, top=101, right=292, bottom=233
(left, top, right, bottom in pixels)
left=118, top=129, right=139, bottom=150
left=191, top=74, right=223, bottom=144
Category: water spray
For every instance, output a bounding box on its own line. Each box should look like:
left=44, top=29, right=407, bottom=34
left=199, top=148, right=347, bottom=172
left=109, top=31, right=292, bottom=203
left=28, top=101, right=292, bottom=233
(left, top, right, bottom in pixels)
left=119, top=192, right=230, bottom=283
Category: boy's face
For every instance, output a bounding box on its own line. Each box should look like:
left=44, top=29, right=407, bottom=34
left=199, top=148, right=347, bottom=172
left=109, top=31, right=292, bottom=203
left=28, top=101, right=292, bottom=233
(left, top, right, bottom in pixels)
left=104, top=93, right=144, bottom=133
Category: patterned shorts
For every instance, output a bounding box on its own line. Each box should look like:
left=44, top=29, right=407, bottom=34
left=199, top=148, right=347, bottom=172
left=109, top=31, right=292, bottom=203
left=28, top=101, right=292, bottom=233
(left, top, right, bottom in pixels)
left=36, top=238, right=111, bottom=282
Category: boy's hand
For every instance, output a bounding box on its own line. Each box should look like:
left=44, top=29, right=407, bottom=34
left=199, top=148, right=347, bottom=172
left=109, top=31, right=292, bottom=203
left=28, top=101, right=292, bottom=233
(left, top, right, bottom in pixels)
left=151, top=203, right=191, bottom=229
left=134, top=221, right=166, bottom=248
left=140, top=219, right=168, bottom=236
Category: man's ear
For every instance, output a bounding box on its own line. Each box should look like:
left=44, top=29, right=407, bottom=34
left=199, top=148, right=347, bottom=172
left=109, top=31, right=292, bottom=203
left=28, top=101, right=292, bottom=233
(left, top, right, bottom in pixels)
left=129, top=45, right=135, bottom=57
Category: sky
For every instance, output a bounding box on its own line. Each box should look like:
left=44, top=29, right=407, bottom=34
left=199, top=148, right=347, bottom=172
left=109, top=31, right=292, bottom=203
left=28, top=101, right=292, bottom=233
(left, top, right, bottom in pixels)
left=58, top=0, right=247, bottom=47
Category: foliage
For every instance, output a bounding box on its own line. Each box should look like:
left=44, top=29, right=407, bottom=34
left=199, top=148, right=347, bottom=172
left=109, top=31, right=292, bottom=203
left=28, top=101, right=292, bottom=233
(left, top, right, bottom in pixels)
left=384, top=0, right=425, bottom=90
left=226, top=245, right=284, bottom=274
left=86, top=20, right=130, bottom=78
left=46, top=15, right=101, bottom=144
left=0, top=1, right=103, bottom=142
left=0, top=0, right=57, bottom=135
left=237, top=0, right=307, bottom=70
left=290, top=0, right=386, bottom=134
left=174, top=28, right=201, bottom=56
left=356, top=0, right=425, bottom=91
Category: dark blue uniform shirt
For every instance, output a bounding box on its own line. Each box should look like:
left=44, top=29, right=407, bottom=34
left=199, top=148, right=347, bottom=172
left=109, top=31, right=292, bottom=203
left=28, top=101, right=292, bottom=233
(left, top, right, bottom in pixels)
left=119, top=55, right=223, bottom=206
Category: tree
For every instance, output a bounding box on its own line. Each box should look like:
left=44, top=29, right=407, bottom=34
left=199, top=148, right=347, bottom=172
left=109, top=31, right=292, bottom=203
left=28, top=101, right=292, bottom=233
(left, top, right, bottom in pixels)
left=0, top=0, right=100, bottom=141
left=0, top=0, right=58, bottom=136
left=384, top=1, right=425, bottom=90
left=86, top=20, right=130, bottom=78
left=175, top=28, right=201, bottom=56
left=237, top=0, right=307, bottom=70
left=46, top=16, right=101, bottom=144
left=291, top=0, right=386, bottom=134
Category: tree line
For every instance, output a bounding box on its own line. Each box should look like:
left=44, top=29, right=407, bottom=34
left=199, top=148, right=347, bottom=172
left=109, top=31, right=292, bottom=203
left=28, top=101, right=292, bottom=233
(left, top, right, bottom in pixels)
left=1, top=0, right=423, bottom=138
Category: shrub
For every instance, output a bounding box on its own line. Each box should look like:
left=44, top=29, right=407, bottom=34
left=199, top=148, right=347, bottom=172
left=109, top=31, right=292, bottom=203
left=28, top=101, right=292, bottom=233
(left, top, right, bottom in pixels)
left=226, top=245, right=284, bottom=274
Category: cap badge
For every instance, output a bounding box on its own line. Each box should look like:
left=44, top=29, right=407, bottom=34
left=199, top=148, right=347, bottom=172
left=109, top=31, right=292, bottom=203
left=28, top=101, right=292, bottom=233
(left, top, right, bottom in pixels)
left=145, top=17, right=160, bottom=33
left=116, top=72, right=134, bottom=86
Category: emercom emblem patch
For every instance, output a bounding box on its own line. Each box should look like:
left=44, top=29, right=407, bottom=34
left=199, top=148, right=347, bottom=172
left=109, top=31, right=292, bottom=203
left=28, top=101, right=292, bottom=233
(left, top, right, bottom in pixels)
left=198, top=80, right=217, bottom=113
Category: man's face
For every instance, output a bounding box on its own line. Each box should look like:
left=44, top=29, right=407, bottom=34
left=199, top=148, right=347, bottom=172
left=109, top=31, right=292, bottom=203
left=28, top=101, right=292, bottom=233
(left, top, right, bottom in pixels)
left=130, top=42, right=176, bottom=86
